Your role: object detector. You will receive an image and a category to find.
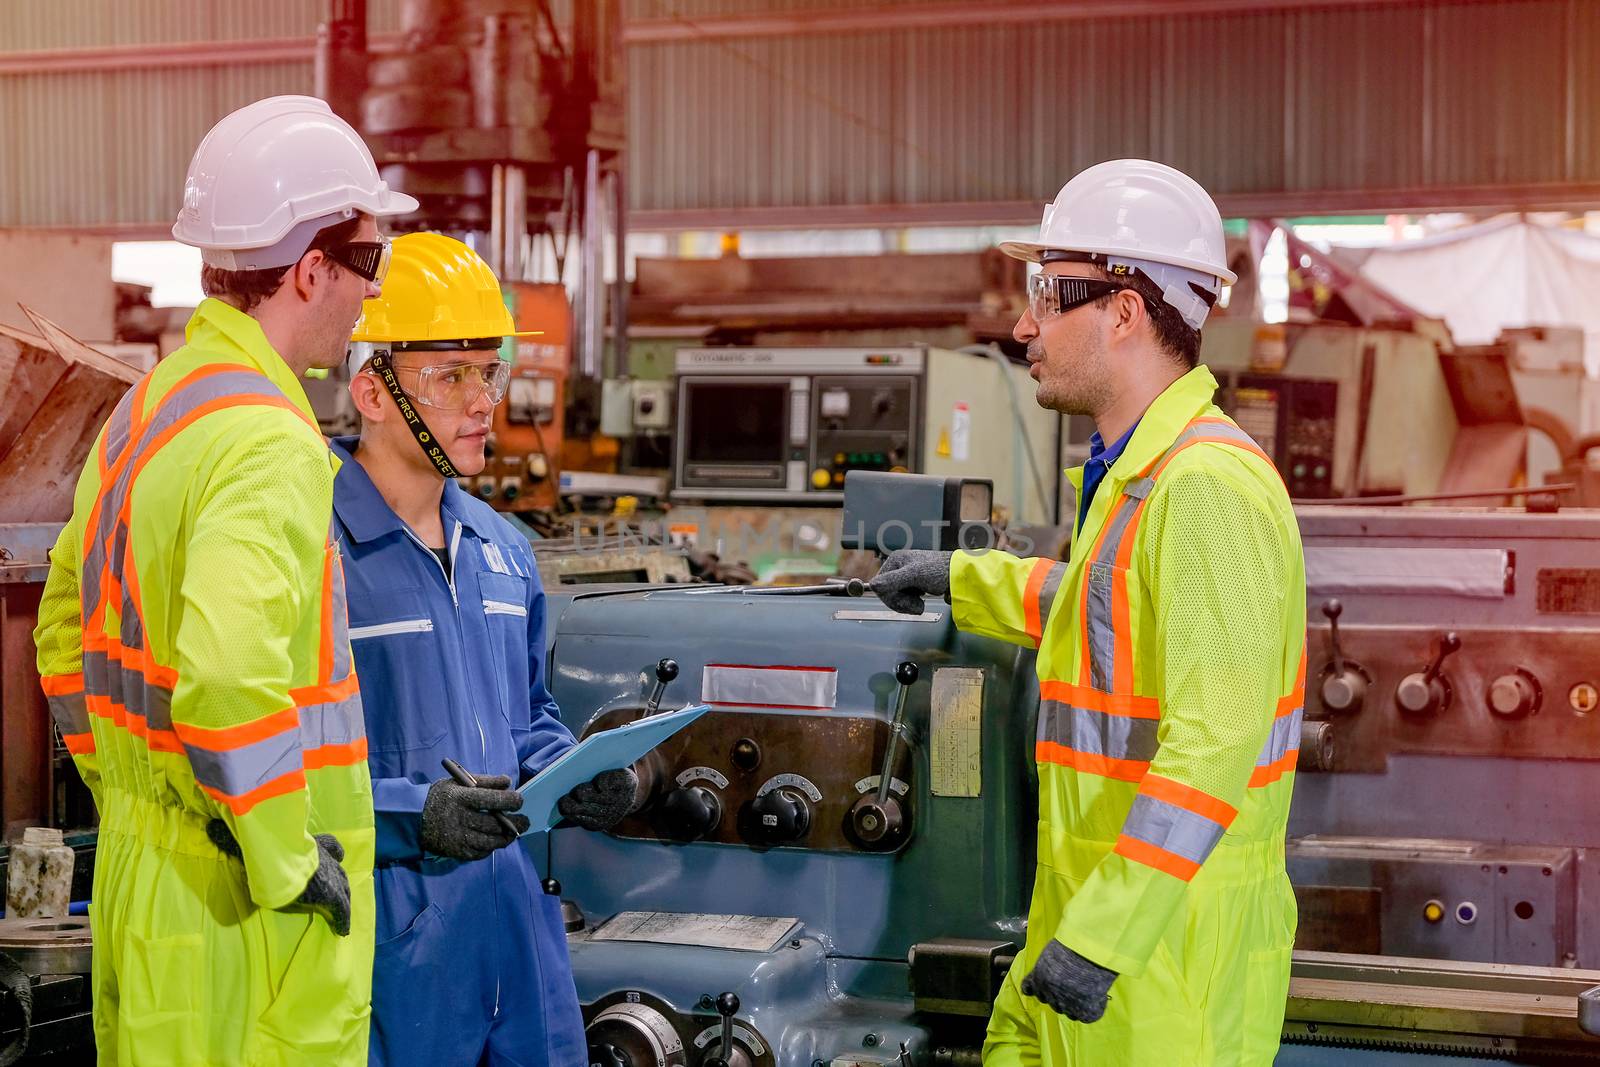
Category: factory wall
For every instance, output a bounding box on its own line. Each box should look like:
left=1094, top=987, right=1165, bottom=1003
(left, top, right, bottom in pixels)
left=1, top=0, right=1598, bottom=230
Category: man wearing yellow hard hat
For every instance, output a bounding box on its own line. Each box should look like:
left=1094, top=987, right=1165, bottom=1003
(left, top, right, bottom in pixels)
left=331, top=232, right=635, bottom=1065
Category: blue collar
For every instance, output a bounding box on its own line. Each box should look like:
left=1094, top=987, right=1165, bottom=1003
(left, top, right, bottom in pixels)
left=330, top=436, right=498, bottom=545
left=1088, top=422, right=1138, bottom=468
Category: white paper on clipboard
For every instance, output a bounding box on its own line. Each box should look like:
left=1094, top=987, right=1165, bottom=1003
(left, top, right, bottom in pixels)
left=517, top=703, right=711, bottom=834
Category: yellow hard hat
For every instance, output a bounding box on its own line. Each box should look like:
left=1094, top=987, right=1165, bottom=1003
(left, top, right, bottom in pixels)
left=351, top=232, right=541, bottom=344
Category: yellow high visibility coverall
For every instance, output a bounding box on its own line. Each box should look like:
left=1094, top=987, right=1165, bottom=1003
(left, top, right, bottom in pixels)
left=960, top=366, right=1305, bottom=1066
left=33, top=298, right=375, bottom=1066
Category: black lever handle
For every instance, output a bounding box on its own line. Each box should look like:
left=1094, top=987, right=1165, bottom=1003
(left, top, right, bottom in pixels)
left=1321, top=599, right=1345, bottom=675
left=1423, top=632, right=1461, bottom=684
left=645, top=658, right=679, bottom=716
left=704, top=992, right=740, bottom=1067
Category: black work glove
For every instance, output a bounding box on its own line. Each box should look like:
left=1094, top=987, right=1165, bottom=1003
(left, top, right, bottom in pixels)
left=206, top=821, right=353, bottom=937
left=557, top=767, right=639, bottom=832
left=1020, top=940, right=1118, bottom=1023
left=870, top=549, right=953, bottom=615
left=420, top=774, right=530, bottom=861
left=298, top=833, right=353, bottom=937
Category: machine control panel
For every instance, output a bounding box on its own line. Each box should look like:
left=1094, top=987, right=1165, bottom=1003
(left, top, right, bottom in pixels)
left=1305, top=618, right=1600, bottom=772
left=587, top=662, right=920, bottom=854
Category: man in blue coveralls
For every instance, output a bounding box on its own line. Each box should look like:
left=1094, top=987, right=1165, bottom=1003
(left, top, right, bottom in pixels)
left=331, top=232, right=639, bottom=1066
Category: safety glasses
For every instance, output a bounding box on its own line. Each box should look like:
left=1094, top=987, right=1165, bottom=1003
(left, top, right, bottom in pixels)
left=1026, top=272, right=1126, bottom=322
left=389, top=358, right=511, bottom=410
left=326, top=237, right=393, bottom=285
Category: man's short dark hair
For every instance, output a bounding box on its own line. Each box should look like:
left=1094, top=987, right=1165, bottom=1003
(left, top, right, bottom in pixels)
left=200, top=215, right=365, bottom=314
left=1091, top=266, right=1203, bottom=369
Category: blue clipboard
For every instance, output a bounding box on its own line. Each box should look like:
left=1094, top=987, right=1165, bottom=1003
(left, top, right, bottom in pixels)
left=517, top=704, right=711, bottom=834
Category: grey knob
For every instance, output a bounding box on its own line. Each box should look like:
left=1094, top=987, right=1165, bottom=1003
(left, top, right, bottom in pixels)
left=1396, top=674, right=1442, bottom=716
left=1489, top=672, right=1540, bottom=718
left=1320, top=670, right=1367, bottom=714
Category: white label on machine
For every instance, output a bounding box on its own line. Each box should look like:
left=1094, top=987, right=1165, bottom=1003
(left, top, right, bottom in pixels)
left=1305, top=547, right=1509, bottom=599
left=676, top=766, right=730, bottom=789
left=833, top=609, right=944, bottom=623
left=930, top=667, right=984, bottom=797
left=951, top=402, right=971, bottom=462
left=591, top=912, right=799, bottom=952
left=702, top=663, right=838, bottom=709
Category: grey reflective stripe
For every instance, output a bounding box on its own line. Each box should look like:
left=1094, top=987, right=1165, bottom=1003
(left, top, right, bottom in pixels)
left=81, top=370, right=285, bottom=620
left=185, top=729, right=304, bottom=800
left=80, top=651, right=175, bottom=731
left=102, top=387, right=137, bottom=475
left=328, top=539, right=353, bottom=683
left=1257, top=705, right=1304, bottom=766
left=1083, top=498, right=1142, bottom=692
left=1121, top=792, right=1227, bottom=867
left=1124, top=477, right=1155, bottom=500
left=1033, top=562, right=1067, bottom=637
left=300, top=692, right=366, bottom=749
left=1036, top=700, right=1159, bottom=762
left=47, top=693, right=91, bottom=737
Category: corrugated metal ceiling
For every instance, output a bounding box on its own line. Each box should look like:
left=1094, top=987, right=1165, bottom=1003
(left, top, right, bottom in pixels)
left=1, top=0, right=1596, bottom=230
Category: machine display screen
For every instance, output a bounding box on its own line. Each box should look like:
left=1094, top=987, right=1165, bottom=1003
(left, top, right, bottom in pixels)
left=683, top=381, right=788, bottom=464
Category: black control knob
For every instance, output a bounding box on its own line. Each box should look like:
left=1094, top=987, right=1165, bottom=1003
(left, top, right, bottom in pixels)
left=1396, top=632, right=1460, bottom=717
left=659, top=785, right=723, bottom=842
left=895, top=661, right=919, bottom=686
left=745, top=788, right=811, bottom=846
left=847, top=796, right=905, bottom=849
left=1488, top=670, right=1541, bottom=719
left=729, top=738, right=761, bottom=773
left=541, top=877, right=561, bottom=896
left=1318, top=599, right=1369, bottom=715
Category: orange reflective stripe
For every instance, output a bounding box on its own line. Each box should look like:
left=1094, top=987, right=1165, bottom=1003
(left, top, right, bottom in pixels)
left=86, top=693, right=184, bottom=753
left=1113, top=833, right=1201, bottom=881
left=1138, top=772, right=1238, bottom=828
left=202, top=769, right=307, bottom=816
left=1277, top=646, right=1308, bottom=717
left=174, top=704, right=299, bottom=753
left=62, top=733, right=96, bottom=756
left=1022, top=558, right=1054, bottom=646
left=1036, top=740, right=1149, bottom=783
left=1039, top=681, right=1159, bottom=719
left=288, top=673, right=361, bottom=707
left=304, top=738, right=369, bottom=771
left=40, top=673, right=85, bottom=697
left=1248, top=749, right=1297, bottom=788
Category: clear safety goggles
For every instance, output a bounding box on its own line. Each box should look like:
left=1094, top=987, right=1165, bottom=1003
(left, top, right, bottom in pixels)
left=1026, top=272, right=1127, bottom=322
left=327, top=237, right=393, bottom=285
left=386, top=357, right=511, bottom=410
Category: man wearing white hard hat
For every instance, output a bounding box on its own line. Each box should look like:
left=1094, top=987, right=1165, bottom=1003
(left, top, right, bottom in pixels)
left=874, top=160, right=1305, bottom=1064
left=34, top=95, right=416, bottom=1065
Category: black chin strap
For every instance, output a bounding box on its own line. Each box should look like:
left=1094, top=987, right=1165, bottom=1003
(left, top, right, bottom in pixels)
left=366, top=351, right=460, bottom=479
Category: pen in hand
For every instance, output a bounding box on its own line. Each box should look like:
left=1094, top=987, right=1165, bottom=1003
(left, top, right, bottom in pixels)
left=441, top=757, right=524, bottom=838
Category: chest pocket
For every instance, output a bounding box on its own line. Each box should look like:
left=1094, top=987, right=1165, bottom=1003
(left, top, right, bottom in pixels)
left=345, top=585, right=449, bottom=757
left=478, top=570, right=532, bottom=725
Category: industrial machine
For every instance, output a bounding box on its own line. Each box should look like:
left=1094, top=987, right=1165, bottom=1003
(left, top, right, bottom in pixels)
left=543, top=474, right=1600, bottom=1066
left=670, top=346, right=1060, bottom=526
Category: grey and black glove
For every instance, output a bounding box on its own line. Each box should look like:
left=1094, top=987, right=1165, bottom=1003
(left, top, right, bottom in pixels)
left=299, top=833, right=353, bottom=937
left=1020, top=940, right=1117, bottom=1023
left=557, top=767, right=639, bottom=832
left=870, top=549, right=952, bottom=616
left=206, top=821, right=353, bottom=937
left=420, top=774, right=531, bottom=861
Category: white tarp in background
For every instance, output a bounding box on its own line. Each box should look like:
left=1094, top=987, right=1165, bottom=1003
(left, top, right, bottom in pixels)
left=1358, top=215, right=1600, bottom=373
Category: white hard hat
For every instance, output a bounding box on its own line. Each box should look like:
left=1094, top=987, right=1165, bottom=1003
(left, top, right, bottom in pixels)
left=1000, top=159, right=1235, bottom=329
left=172, top=95, right=419, bottom=271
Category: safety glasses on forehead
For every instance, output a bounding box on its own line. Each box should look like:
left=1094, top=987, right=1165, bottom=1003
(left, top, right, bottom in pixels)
left=325, top=237, right=392, bottom=285
left=1026, top=273, right=1129, bottom=322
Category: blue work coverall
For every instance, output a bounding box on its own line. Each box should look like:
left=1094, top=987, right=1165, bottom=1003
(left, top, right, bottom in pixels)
left=329, top=438, right=585, bottom=1067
